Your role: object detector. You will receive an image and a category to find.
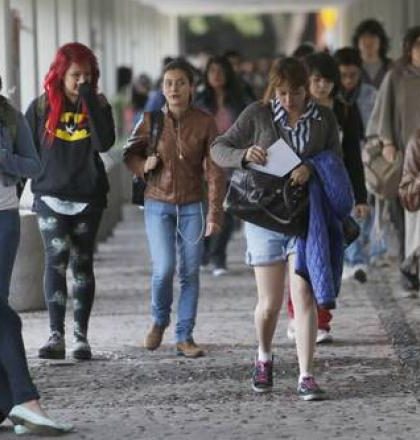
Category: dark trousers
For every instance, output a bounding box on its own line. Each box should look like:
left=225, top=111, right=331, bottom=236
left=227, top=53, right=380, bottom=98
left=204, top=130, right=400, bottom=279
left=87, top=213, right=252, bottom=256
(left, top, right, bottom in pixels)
left=37, top=206, right=102, bottom=336
left=0, top=209, right=20, bottom=301
left=202, top=211, right=235, bottom=268
left=0, top=298, right=39, bottom=419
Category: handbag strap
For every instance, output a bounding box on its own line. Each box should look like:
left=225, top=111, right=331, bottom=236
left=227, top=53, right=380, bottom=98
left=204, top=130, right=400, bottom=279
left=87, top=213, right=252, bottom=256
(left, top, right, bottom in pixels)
left=259, top=205, right=293, bottom=225
left=147, top=110, right=164, bottom=155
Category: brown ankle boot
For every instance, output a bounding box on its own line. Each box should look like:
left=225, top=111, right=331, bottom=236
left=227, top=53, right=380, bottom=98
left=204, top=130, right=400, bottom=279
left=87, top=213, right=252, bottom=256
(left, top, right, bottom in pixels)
left=176, top=340, right=204, bottom=358
left=144, top=324, right=166, bottom=350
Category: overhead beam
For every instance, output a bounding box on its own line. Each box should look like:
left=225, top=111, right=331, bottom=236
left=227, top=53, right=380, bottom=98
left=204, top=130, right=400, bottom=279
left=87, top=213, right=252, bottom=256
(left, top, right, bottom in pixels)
left=137, top=0, right=354, bottom=16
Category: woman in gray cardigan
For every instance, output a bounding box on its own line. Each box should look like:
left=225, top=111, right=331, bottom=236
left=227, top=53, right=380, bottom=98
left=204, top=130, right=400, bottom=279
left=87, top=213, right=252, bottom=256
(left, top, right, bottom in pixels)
left=211, top=58, right=342, bottom=400
left=367, top=26, right=420, bottom=290
left=0, top=77, right=41, bottom=302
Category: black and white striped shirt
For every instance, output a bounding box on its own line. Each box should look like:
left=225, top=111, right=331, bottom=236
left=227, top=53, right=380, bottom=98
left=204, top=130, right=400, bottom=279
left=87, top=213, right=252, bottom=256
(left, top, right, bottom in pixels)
left=272, top=99, right=321, bottom=154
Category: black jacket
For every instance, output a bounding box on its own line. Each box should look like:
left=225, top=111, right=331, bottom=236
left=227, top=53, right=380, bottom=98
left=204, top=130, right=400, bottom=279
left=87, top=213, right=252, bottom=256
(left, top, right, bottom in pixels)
left=334, top=97, right=368, bottom=205
left=25, top=90, right=115, bottom=207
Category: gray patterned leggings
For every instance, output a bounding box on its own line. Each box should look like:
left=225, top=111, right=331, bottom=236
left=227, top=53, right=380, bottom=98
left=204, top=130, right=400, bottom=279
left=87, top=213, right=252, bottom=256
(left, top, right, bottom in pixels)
left=37, top=207, right=102, bottom=337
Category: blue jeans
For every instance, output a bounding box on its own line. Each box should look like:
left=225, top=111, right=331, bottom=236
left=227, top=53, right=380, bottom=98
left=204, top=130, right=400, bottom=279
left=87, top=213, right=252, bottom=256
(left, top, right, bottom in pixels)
left=144, top=200, right=205, bottom=343
left=345, top=210, right=388, bottom=266
left=0, top=209, right=20, bottom=301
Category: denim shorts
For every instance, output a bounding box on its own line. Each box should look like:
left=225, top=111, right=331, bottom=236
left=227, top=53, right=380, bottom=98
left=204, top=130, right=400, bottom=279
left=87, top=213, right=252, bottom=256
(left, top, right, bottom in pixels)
left=244, top=222, right=297, bottom=266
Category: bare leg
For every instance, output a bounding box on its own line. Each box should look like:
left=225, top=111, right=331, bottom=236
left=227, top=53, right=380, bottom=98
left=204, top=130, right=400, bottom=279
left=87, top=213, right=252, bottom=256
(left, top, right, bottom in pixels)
left=288, top=254, right=317, bottom=377
left=254, top=263, right=286, bottom=353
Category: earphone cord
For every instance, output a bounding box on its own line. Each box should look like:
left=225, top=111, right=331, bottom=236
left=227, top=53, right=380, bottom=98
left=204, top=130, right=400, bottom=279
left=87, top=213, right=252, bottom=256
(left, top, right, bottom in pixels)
left=175, top=202, right=205, bottom=246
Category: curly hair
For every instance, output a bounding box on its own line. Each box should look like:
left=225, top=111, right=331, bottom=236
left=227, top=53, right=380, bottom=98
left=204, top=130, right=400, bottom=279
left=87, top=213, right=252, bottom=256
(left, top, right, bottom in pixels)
left=43, top=42, right=100, bottom=140
left=352, top=18, right=390, bottom=61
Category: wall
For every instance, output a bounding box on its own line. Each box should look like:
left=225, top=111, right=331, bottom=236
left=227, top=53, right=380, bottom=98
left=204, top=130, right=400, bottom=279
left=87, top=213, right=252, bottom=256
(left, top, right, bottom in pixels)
left=341, top=0, right=420, bottom=57
left=1, top=0, right=180, bottom=111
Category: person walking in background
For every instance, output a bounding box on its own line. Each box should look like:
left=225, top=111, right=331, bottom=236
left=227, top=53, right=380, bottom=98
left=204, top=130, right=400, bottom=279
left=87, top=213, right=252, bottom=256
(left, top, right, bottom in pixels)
left=0, top=76, right=41, bottom=302
left=333, top=47, right=377, bottom=281
left=224, top=50, right=256, bottom=104
left=131, top=73, right=152, bottom=127
left=195, top=56, right=247, bottom=276
left=352, top=18, right=393, bottom=90
left=25, top=42, right=116, bottom=361
left=112, top=66, right=133, bottom=138
left=211, top=57, right=353, bottom=399
left=334, top=48, right=377, bottom=132
left=367, top=26, right=420, bottom=291
left=124, top=59, right=225, bottom=358
left=0, top=298, right=73, bottom=436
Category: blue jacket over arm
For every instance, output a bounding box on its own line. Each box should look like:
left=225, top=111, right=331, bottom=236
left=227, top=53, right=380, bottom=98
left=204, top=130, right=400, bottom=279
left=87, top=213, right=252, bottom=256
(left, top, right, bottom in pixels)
left=295, top=151, right=354, bottom=309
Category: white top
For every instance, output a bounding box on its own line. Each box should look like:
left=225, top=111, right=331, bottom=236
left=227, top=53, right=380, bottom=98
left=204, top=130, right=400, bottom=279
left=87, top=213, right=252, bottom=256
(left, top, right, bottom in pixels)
left=41, top=196, right=88, bottom=215
left=0, top=172, right=18, bottom=210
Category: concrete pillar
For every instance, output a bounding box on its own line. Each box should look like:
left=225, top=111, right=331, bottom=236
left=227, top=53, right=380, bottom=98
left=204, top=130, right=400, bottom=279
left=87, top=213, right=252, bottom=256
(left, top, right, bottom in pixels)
left=9, top=211, right=45, bottom=312
left=100, top=0, right=117, bottom=96
left=74, top=0, right=91, bottom=45
left=0, top=0, right=14, bottom=100
left=11, top=0, right=38, bottom=110
left=35, top=0, right=58, bottom=88
left=57, top=0, right=76, bottom=45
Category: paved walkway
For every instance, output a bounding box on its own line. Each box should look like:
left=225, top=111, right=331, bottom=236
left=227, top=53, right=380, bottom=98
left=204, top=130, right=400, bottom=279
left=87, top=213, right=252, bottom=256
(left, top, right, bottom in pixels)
left=2, top=206, right=419, bottom=439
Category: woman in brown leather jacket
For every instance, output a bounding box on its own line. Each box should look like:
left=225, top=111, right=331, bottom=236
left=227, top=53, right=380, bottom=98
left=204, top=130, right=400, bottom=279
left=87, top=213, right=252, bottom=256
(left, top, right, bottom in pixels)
left=124, top=59, right=225, bottom=358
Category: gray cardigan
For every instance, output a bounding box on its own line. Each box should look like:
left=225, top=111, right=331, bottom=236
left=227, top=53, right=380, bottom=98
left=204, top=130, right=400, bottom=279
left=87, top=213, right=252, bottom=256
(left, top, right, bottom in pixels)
left=210, top=101, right=341, bottom=169
left=366, top=63, right=420, bottom=150
left=0, top=110, right=41, bottom=186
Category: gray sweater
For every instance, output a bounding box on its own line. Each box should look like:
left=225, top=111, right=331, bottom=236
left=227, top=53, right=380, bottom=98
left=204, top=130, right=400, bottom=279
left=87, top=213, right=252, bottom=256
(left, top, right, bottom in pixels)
left=0, top=109, right=41, bottom=186
left=210, top=101, right=341, bottom=169
left=367, top=63, right=420, bottom=150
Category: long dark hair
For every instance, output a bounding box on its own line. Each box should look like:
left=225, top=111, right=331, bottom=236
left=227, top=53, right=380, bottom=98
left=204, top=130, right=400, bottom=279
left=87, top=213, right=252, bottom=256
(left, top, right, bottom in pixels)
left=198, top=56, right=245, bottom=117
left=402, top=26, right=420, bottom=65
left=352, top=18, right=390, bottom=62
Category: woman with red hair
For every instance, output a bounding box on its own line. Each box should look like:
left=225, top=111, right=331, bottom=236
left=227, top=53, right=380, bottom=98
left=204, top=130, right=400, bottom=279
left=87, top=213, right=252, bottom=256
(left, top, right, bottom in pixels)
left=25, top=42, right=115, bottom=361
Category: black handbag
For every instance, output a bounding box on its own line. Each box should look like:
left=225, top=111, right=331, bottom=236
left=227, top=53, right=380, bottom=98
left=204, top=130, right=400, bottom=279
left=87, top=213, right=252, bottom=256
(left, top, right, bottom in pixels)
left=131, top=110, right=164, bottom=205
left=223, top=167, right=309, bottom=236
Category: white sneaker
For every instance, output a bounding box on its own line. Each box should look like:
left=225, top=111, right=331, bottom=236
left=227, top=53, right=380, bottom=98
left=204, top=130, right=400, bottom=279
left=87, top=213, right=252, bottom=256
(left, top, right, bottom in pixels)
left=341, top=264, right=355, bottom=281
left=212, top=267, right=228, bottom=277
left=287, top=320, right=295, bottom=341
left=316, top=329, right=333, bottom=344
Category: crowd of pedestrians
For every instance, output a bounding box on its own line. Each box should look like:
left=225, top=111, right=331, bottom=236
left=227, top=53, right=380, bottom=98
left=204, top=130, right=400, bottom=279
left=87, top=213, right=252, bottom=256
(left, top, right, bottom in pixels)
left=1, top=16, right=420, bottom=435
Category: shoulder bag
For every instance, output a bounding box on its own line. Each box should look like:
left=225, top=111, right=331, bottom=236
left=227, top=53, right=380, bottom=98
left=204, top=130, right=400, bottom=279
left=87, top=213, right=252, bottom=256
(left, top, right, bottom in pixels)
left=131, top=110, right=164, bottom=206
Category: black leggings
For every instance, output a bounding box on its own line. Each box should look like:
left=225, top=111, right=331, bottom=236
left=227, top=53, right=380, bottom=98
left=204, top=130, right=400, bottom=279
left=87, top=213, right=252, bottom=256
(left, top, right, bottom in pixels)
left=37, top=207, right=102, bottom=337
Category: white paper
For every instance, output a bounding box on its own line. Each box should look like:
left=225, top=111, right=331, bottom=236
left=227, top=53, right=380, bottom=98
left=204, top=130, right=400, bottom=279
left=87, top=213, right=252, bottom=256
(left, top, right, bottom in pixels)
left=248, top=138, right=302, bottom=177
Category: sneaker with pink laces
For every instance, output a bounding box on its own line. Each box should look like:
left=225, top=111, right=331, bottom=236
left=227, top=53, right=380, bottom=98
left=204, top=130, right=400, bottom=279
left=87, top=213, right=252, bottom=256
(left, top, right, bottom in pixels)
left=297, top=376, right=326, bottom=401
left=252, top=356, right=273, bottom=393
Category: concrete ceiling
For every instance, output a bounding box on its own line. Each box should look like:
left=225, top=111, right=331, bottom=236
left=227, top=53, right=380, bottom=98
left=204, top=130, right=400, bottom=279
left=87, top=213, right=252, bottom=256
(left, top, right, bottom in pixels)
left=138, top=0, right=355, bottom=16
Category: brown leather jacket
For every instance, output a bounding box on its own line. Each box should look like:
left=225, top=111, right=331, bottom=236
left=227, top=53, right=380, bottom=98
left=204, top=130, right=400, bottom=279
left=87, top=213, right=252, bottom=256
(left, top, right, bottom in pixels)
left=399, top=130, right=420, bottom=212
left=123, top=107, right=225, bottom=226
